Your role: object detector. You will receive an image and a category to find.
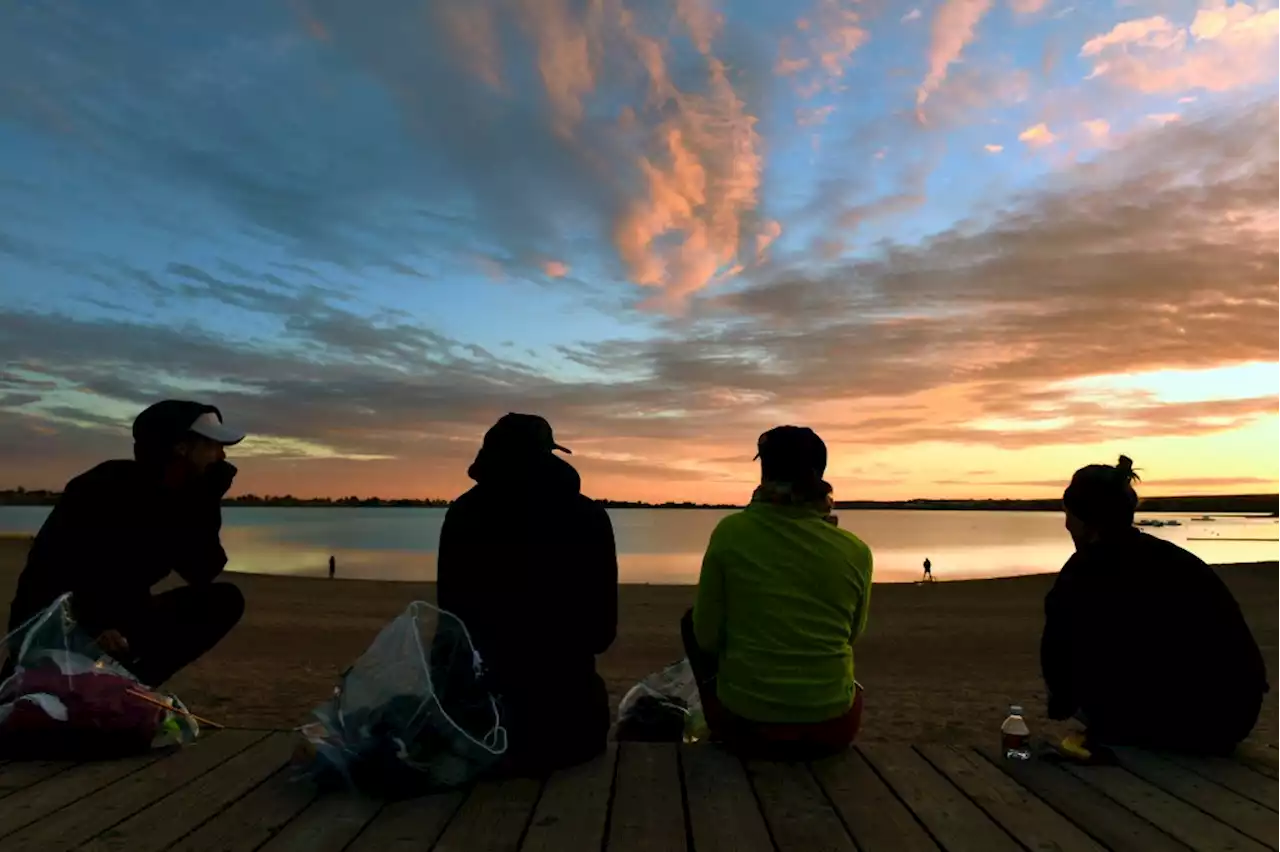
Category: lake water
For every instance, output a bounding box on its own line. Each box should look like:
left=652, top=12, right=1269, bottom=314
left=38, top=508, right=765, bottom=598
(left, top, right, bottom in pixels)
left=1, top=506, right=1275, bottom=585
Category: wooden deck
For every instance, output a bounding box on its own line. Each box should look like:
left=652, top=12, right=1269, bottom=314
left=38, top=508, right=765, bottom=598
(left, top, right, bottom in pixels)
left=0, top=732, right=1275, bottom=852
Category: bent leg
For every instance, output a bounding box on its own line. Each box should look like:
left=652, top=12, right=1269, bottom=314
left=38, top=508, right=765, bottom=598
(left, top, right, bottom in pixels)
left=123, top=583, right=245, bottom=687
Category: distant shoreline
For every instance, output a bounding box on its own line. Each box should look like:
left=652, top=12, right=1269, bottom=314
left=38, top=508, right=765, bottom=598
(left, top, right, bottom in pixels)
left=1, top=490, right=1275, bottom=515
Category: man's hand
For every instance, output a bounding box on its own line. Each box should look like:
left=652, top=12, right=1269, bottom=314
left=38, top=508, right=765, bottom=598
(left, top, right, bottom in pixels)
left=95, top=629, right=130, bottom=658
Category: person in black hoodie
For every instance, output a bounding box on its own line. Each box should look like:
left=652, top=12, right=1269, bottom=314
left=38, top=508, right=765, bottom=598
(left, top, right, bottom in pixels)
left=437, top=413, right=618, bottom=774
left=4, top=400, right=246, bottom=688
left=1041, top=455, right=1269, bottom=754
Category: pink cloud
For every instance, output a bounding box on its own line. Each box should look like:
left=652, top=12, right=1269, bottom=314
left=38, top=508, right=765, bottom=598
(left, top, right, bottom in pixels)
left=776, top=0, right=868, bottom=96
left=1009, top=0, right=1050, bottom=14
left=917, top=0, right=994, bottom=114
left=1018, top=122, right=1057, bottom=147
left=984, top=143, right=1004, bottom=152
left=1080, top=2, right=1279, bottom=93
left=543, top=260, right=570, bottom=278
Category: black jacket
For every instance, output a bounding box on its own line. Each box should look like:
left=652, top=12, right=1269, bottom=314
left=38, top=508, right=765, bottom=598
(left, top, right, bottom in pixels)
left=8, top=460, right=231, bottom=636
left=436, top=449, right=618, bottom=770
left=1041, top=528, right=1268, bottom=750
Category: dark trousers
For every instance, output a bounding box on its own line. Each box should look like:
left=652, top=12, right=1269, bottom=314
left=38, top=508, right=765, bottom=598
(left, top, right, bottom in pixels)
left=680, top=609, right=862, bottom=760
left=115, top=584, right=245, bottom=687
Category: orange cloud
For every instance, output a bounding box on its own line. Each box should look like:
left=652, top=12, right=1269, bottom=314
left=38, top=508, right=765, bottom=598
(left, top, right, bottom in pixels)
left=776, top=0, right=868, bottom=97
left=1018, top=122, right=1057, bottom=147
left=984, top=143, right=1004, bottom=152
left=1080, top=2, right=1279, bottom=93
left=1148, top=112, right=1182, bottom=125
left=917, top=0, right=994, bottom=114
left=543, top=260, right=570, bottom=278
left=1083, top=118, right=1110, bottom=141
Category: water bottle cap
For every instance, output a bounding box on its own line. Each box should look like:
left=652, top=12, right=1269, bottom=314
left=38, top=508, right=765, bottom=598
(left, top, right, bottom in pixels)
left=1010, top=704, right=1023, bottom=715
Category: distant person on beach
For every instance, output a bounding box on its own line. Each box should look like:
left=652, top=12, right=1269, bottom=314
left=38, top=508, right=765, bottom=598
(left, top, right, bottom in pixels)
left=4, top=400, right=246, bottom=688
left=1041, top=455, right=1269, bottom=754
left=328, top=555, right=336, bottom=579
left=923, top=558, right=932, bottom=582
left=437, top=413, right=617, bottom=774
left=682, top=426, right=873, bottom=759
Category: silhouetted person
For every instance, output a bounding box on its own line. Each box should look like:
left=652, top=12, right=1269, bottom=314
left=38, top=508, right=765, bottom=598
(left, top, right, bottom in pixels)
left=5, top=401, right=246, bottom=687
left=1041, top=455, right=1269, bottom=754
left=923, top=558, right=932, bottom=582
left=437, top=414, right=617, bottom=774
left=682, top=426, right=873, bottom=759
left=328, top=555, right=336, bottom=579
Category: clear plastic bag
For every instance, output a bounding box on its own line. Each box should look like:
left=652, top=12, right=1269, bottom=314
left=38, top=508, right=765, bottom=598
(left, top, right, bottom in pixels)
left=0, top=594, right=199, bottom=758
left=299, top=601, right=507, bottom=798
left=616, top=658, right=708, bottom=743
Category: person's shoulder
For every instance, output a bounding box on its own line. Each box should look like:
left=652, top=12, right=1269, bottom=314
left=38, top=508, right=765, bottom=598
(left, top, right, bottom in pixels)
left=828, top=526, right=873, bottom=566
left=64, top=460, right=141, bottom=496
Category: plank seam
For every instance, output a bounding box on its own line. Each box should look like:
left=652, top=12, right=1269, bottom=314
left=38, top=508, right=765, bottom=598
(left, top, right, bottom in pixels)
left=78, top=729, right=274, bottom=847
left=596, top=742, right=623, bottom=852
left=420, top=788, right=469, bottom=852
left=335, top=800, right=390, bottom=852
left=911, top=745, right=1030, bottom=852
left=740, top=757, right=784, bottom=852
left=1062, top=760, right=1260, bottom=849
left=167, top=753, right=302, bottom=851
left=804, top=760, right=863, bottom=852
left=0, top=762, right=79, bottom=801
left=969, top=746, right=1192, bottom=851
left=853, top=746, right=948, bottom=851
left=675, top=745, right=697, bottom=852
left=512, top=775, right=550, bottom=852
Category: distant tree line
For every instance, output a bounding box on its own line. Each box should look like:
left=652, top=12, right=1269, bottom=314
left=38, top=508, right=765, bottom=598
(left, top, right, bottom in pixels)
left=0, top=486, right=1274, bottom=515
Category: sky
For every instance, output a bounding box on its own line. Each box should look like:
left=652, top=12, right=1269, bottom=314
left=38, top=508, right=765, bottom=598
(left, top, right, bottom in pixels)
left=0, top=0, right=1276, bottom=503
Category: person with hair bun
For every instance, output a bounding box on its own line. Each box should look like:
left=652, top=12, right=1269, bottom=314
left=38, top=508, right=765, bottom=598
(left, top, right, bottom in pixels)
left=1041, top=455, right=1269, bottom=754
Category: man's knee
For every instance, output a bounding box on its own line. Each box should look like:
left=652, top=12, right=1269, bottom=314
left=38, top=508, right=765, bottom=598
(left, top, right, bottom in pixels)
left=208, top=583, right=245, bottom=630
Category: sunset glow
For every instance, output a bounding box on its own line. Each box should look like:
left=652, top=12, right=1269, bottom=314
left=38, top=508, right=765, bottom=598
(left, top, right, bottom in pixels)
left=0, top=0, right=1276, bottom=503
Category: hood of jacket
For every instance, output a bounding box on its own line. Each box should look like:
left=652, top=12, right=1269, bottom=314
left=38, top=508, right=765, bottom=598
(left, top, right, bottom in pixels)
left=466, top=446, right=582, bottom=496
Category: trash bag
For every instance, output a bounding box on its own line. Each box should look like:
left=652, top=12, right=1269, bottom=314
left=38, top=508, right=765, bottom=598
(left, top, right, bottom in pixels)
left=616, top=658, right=708, bottom=743
left=0, top=594, right=199, bottom=759
left=299, top=601, right=507, bottom=798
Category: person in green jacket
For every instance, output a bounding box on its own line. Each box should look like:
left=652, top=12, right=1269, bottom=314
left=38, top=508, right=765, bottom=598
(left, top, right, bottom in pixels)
left=681, top=426, right=873, bottom=758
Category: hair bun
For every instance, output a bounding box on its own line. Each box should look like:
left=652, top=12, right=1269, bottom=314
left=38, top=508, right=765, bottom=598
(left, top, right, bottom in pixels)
left=1116, top=455, right=1133, bottom=472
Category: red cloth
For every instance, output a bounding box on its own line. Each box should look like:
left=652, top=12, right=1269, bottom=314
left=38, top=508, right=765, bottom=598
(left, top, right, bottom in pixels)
left=0, top=665, right=163, bottom=758
left=704, top=687, right=863, bottom=760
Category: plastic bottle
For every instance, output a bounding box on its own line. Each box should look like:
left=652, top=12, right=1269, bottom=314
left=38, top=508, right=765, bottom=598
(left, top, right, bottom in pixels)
left=1001, top=704, right=1031, bottom=760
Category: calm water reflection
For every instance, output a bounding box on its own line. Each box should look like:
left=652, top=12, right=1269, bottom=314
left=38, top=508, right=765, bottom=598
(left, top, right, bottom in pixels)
left=1, top=506, right=1275, bottom=584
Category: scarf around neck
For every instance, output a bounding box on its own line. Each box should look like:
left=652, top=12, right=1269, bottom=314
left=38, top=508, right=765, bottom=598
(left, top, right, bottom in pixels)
left=750, top=480, right=839, bottom=526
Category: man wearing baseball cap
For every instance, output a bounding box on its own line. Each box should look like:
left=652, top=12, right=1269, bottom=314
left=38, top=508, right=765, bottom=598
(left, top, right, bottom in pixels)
left=5, top=400, right=247, bottom=687
left=681, top=425, right=873, bottom=758
left=437, top=413, right=618, bottom=774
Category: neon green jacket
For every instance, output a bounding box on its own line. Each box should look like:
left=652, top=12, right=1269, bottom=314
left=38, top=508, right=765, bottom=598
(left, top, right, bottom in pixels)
left=692, top=502, right=873, bottom=723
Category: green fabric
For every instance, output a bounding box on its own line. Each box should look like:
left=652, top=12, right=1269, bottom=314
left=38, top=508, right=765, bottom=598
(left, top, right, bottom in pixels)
left=692, top=500, right=873, bottom=723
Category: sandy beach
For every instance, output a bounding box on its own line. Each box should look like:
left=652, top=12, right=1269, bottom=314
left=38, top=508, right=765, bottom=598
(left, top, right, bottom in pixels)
left=1, top=536, right=1274, bottom=745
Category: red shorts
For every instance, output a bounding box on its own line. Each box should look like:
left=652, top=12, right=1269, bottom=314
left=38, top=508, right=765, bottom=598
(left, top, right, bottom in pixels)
left=704, top=687, right=864, bottom=760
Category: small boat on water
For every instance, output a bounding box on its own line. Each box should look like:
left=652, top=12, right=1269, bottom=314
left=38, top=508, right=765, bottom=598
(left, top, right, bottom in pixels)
left=1136, top=519, right=1167, bottom=527
left=1192, top=515, right=1215, bottom=522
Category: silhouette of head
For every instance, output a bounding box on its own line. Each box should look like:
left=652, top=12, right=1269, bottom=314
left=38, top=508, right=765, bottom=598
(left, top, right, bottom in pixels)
left=132, top=400, right=245, bottom=479
left=480, top=413, right=571, bottom=458
left=755, top=425, right=827, bottom=484
left=1063, top=455, right=1140, bottom=546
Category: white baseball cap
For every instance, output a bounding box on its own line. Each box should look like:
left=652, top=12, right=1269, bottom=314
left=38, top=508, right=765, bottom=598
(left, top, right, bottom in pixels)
left=190, top=410, right=246, bottom=446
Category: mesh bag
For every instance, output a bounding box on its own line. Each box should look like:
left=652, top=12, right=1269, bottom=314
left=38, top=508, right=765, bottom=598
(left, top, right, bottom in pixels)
left=299, top=601, right=507, bottom=798
left=616, top=658, right=707, bottom=743
left=0, top=594, right=199, bottom=758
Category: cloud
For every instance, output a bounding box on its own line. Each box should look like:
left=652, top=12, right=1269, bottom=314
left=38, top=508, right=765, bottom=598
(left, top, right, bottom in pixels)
left=1018, top=122, right=1058, bottom=147
left=1009, top=0, right=1049, bottom=14
left=901, top=9, right=922, bottom=22
left=543, top=260, right=570, bottom=278
left=1147, top=113, right=1182, bottom=125
left=776, top=0, right=869, bottom=97
left=984, top=143, right=1004, bottom=152
left=1080, top=1, right=1279, bottom=93
left=917, top=0, right=994, bottom=113
left=1082, top=118, right=1111, bottom=142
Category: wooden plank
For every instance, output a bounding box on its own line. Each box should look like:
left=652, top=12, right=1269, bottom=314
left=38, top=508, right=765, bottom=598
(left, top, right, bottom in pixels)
left=257, top=790, right=382, bottom=852
left=859, top=743, right=1020, bottom=852
left=1112, top=750, right=1278, bottom=849
left=1161, top=753, right=1280, bottom=810
left=522, top=745, right=619, bottom=852
left=80, top=732, right=297, bottom=852
left=344, top=790, right=464, bottom=852
left=0, top=760, right=75, bottom=796
left=165, top=765, right=319, bottom=852
left=607, top=741, right=686, bottom=852
left=432, top=777, right=542, bottom=852
left=747, top=759, right=855, bottom=852
left=917, top=745, right=1105, bottom=852
left=979, top=748, right=1190, bottom=852
left=0, top=729, right=269, bottom=852
left=1065, top=763, right=1269, bottom=852
left=1233, top=744, right=1279, bottom=779
left=813, top=749, right=939, bottom=852
left=0, top=749, right=169, bottom=839
left=681, top=746, right=772, bottom=852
